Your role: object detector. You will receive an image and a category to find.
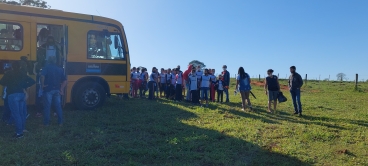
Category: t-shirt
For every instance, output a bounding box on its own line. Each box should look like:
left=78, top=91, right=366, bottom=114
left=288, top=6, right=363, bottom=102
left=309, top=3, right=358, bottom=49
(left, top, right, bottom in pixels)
left=176, top=72, right=183, bottom=84
left=149, top=72, right=157, bottom=82
left=200, top=75, right=211, bottom=88
left=139, top=72, right=147, bottom=81
left=189, top=73, right=198, bottom=90
left=236, top=73, right=251, bottom=91
left=218, top=80, right=224, bottom=90
left=41, top=64, right=66, bottom=92
left=160, top=73, right=167, bottom=84
left=170, top=74, right=176, bottom=85
left=210, top=74, right=216, bottom=83
left=46, top=45, right=56, bottom=61
left=131, top=72, right=139, bottom=80
left=0, top=70, right=35, bottom=95
left=196, top=70, right=203, bottom=79
left=266, top=75, right=279, bottom=91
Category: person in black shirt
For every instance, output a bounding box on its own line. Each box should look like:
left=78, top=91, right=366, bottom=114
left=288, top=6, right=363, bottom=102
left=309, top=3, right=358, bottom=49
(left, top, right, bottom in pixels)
left=0, top=61, right=35, bottom=139
left=264, top=69, right=280, bottom=113
left=288, top=66, right=304, bottom=116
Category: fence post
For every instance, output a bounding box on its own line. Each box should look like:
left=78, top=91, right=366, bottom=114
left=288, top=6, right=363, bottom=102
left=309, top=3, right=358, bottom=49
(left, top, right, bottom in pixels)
left=259, top=74, right=261, bottom=81
left=278, top=73, right=279, bottom=78
left=305, top=74, right=307, bottom=85
left=355, top=74, right=358, bottom=90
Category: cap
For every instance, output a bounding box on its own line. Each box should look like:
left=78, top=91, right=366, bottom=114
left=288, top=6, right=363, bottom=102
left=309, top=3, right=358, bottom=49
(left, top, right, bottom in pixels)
left=223, top=65, right=227, bottom=68
left=267, top=69, right=274, bottom=73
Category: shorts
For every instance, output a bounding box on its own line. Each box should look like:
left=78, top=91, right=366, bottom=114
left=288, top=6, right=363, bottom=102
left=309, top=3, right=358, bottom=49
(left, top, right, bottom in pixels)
left=268, top=91, right=279, bottom=101
left=200, top=87, right=209, bottom=100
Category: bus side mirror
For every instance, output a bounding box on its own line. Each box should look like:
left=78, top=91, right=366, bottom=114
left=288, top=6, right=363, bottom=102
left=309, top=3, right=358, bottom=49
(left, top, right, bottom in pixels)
left=114, top=35, right=119, bottom=49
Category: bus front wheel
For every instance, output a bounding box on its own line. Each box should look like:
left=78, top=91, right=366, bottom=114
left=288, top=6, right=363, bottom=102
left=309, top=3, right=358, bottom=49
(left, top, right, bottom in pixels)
left=74, top=82, right=106, bottom=110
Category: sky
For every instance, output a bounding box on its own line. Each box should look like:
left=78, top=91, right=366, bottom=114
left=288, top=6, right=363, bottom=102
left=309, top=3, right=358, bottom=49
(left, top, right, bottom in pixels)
left=46, top=0, right=368, bottom=80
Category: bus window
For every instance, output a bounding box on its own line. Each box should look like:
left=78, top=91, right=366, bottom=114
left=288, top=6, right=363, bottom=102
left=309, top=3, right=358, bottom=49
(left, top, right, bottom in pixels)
left=0, top=22, right=23, bottom=51
left=87, top=31, right=124, bottom=60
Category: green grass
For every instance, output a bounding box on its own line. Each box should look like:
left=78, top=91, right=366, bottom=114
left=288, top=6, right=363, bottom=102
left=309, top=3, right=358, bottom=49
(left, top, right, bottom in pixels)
left=0, top=79, right=367, bottom=165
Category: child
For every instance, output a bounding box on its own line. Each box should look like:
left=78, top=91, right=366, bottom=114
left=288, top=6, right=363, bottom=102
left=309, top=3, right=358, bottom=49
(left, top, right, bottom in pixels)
left=131, top=67, right=140, bottom=98
left=216, top=75, right=224, bottom=103
left=175, top=68, right=183, bottom=102
left=169, top=68, right=177, bottom=100
left=189, top=67, right=199, bottom=104
left=159, top=68, right=167, bottom=98
left=199, top=69, right=211, bottom=107
left=166, top=68, right=172, bottom=99
left=139, top=68, right=148, bottom=98
left=148, top=67, right=158, bottom=100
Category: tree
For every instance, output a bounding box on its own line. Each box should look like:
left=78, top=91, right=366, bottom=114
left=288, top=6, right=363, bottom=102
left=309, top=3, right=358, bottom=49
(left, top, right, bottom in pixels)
left=189, top=60, right=206, bottom=69
left=336, top=73, right=346, bottom=82
left=0, top=0, right=50, bottom=8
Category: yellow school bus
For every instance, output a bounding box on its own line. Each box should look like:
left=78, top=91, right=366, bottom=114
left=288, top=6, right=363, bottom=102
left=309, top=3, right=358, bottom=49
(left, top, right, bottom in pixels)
left=0, top=3, right=130, bottom=110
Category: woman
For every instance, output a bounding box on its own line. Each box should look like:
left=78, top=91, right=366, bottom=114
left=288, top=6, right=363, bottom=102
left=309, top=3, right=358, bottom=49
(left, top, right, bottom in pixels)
left=0, top=61, right=35, bottom=138
left=148, top=67, right=158, bottom=100
left=139, top=68, right=148, bottom=98
left=235, top=67, right=252, bottom=111
left=264, top=69, right=280, bottom=113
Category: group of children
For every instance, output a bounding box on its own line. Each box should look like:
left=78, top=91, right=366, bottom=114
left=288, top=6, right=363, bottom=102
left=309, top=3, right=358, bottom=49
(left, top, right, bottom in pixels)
left=130, top=65, right=228, bottom=107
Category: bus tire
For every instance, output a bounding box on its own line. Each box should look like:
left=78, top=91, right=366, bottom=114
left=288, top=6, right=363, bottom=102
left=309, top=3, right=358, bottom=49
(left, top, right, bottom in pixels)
left=74, top=82, right=106, bottom=110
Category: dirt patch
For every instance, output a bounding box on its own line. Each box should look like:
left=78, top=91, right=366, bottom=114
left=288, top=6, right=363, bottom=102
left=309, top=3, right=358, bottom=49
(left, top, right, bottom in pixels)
left=251, top=81, right=289, bottom=90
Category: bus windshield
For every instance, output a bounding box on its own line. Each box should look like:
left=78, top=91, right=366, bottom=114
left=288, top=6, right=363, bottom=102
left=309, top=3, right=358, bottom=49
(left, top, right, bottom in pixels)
left=88, top=31, right=124, bottom=60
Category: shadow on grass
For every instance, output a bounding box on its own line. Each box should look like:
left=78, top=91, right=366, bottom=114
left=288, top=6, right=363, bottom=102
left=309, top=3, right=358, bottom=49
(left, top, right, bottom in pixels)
left=0, top=97, right=311, bottom=165
left=89, top=97, right=310, bottom=165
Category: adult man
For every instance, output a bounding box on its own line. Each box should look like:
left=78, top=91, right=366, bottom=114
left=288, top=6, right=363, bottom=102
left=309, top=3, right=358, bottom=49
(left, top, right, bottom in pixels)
left=288, top=66, right=303, bottom=116
left=41, top=56, right=67, bottom=126
left=222, top=65, right=230, bottom=102
left=37, top=36, right=62, bottom=68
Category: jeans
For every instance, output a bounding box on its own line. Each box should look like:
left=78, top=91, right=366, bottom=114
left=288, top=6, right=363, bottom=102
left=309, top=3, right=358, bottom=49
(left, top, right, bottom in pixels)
left=191, top=90, right=199, bottom=104
left=148, top=81, right=155, bottom=100
left=224, top=88, right=229, bottom=101
left=43, top=90, right=63, bottom=125
left=290, top=89, right=302, bottom=113
left=175, top=84, right=182, bottom=101
left=7, top=93, right=26, bottom=135
left=186, top=82, right=191, bottom=101
left=201, top=87, right=209, bottom=100
left=217, top=90, right=223, bottom=102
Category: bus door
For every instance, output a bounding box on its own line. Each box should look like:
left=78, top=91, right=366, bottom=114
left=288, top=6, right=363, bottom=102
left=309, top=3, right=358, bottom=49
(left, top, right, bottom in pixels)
left=0, top=21, right=31, bottom=104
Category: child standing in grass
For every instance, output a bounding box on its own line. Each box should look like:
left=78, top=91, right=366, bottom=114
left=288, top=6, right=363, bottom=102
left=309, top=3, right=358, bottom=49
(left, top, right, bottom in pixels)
left=159, top=68, right=167, bottom=98
left=216, top=74, right=224, bottom=103
left=189, top=67, right=199, bottom=104
left=169, top=68, right=177, bottom=100
left=175, top=68, right=183, bottom=102
left=264, top=69, right=280, bottom=113
left=166, top=68, right=172, bottom=99
left=199, top=69, right=211, bottom=107
left=235, top=67, right=252, bottom=111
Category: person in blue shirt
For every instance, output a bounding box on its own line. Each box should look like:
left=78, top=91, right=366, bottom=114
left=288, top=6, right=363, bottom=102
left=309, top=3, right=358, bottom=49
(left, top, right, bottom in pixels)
left=148, top=67, right=158, bottom=100
left=40, top=56, right=67, bottom=126
left=199, top=69, right=211, bottom=107
left=235, top=67, right=252, bottom=111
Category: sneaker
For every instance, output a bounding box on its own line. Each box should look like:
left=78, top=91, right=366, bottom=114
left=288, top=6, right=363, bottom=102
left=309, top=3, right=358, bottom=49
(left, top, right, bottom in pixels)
left=23, top=129, right=29, bottom=133
left=15, top=134, right=24, bottom=139
left=298, top=113, right=303, bottom=117
left=294, top=112, right=299, bottom=115
left=241, top=108, right=245, bottom=111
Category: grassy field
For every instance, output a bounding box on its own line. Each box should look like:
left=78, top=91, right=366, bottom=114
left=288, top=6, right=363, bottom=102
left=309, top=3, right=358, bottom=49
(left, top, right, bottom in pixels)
left=0, top=79, right=367, bottom=165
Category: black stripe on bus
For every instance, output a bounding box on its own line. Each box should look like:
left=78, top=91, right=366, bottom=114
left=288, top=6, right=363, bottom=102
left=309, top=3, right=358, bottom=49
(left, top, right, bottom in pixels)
left=66, top=62, right=127, bottom=76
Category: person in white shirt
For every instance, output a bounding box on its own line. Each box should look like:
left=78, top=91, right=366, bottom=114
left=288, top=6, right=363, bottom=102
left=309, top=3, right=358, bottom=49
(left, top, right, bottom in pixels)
left=215, top=75, right=224, bottom=103
left=165, top=68, right=172, bottom=99
left=148, top=67, right=158, bottom=100
left=175, top=68, right=183, bottom=101
left=169, top=68, right=177, bottom=100
left=130, top=67, right=140, bottom=98
left=199, top=69, right=211, bottom=107
left=188, top=68, right=199, bottom=104
left=159, top=68, right=167, bottom=98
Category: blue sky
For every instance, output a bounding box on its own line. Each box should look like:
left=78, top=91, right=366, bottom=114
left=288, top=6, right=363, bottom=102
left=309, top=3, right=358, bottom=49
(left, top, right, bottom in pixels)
left=47, top=0, right=368, bottom=80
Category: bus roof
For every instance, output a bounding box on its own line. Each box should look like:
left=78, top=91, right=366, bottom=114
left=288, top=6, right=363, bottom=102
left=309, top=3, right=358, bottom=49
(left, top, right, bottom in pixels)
left=0, top=3, right=123, bottom=27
